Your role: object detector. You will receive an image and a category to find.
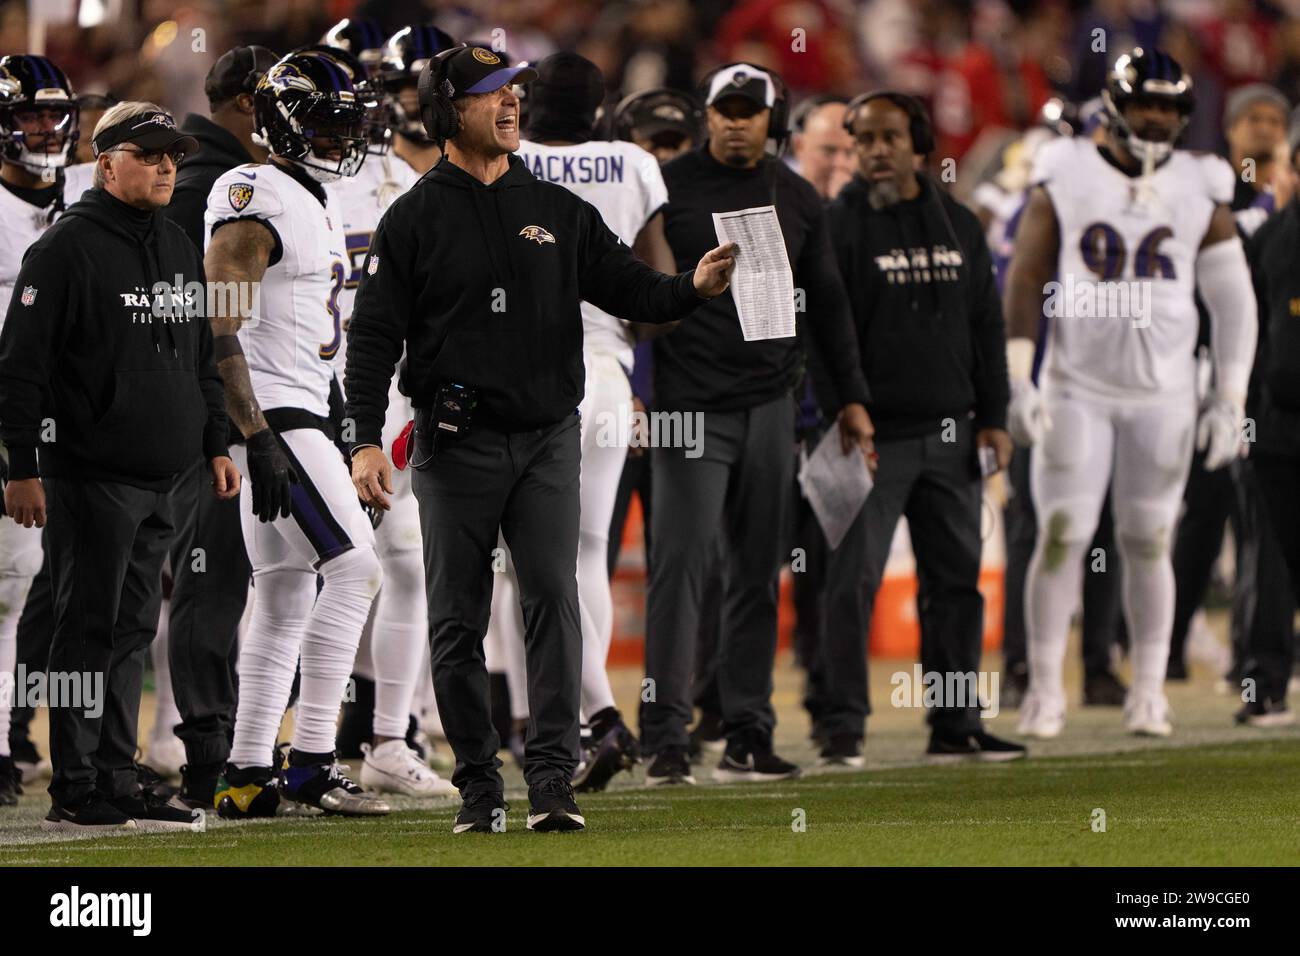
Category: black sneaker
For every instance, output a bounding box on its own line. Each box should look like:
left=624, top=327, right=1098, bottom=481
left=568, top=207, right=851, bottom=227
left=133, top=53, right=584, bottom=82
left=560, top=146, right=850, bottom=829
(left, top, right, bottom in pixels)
left=178, top=761, right=223, bottom=810
left=214, top=764, right=281, bottom=819
left=816, top=734, right=864, bottom=768
left=109, top=790, right=199, bottom=833
left=714, top=735, right=800, bottom=783
left=526, top=776, right=585, bottom=832
left=135, top=761, right=180, bottom=801
left=1083, top=670, right=1127, bottom=707
left=0, top=754, right=21, bottom=806
left=645, top=747, right=696, bottom=786
left=454, top=790, right=508, bottom=833
left=40, top=794, right=137, bottom=833
left=278, top=751, right=391, bottom=816
left=687, top=712, right=726, bottom=763
left=572, top=722, right=640, bottom=793
left=1234, top=698, right=1296, bottom=728
left=927, top=729, right=1027, bottom=763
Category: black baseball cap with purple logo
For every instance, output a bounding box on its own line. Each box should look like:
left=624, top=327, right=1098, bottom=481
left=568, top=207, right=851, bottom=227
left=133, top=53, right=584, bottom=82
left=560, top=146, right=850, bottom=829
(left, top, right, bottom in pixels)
left=91, top=109, right=198, bottom=158
left=438, top=45, right=537, bottom=99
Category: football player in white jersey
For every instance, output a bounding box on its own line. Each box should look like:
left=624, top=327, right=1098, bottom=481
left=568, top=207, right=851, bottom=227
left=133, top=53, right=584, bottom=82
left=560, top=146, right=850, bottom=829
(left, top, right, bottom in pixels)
left=328, top=24, right=457, bottom=797
left=1003, top=48, right=1258, bottom=738
left=510, top=53, right=679, bottom=790
left=202, top=48, right=388, bottom=817
left=0, top=54, right=92, bottom=802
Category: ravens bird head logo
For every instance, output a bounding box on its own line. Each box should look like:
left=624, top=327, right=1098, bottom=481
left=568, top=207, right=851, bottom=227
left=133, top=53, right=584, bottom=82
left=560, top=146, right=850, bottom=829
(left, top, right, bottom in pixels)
left=518, top=225, right=556, bottom=245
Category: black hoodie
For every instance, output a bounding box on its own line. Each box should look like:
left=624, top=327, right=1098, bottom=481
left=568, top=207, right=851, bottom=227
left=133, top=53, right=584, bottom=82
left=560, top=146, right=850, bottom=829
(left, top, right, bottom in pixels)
left=164, top=113, right=255, bottom=251
left=344, top=153, right=704, bottom=446
left=0, top=187, right=229, bottom=490
left=825, top=174, right=1009, bottom=440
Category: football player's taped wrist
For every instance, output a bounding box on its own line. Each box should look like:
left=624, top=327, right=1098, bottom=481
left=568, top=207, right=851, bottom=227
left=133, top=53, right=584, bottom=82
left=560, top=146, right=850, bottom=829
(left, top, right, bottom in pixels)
left=1007, top=337, right=1036, bottom=384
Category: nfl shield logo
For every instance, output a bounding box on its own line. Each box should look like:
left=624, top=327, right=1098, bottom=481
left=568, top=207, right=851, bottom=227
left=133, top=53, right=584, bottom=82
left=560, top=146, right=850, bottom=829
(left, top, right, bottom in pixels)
left=367, top=255, right=379, bottom=275
left=228, top=183, right=254, bottom=212
left=20, top=286, right=35, bottom=306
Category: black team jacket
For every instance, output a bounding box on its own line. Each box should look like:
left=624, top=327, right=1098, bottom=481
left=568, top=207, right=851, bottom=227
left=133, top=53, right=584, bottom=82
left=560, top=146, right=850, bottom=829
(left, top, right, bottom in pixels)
left=826, top=174, right=1009, bottom=441
left=0, top=187, right=229, bottom=490
left=344, top=154, right=706, bottom=448
left=1246, top=197, right=1300, bottom=461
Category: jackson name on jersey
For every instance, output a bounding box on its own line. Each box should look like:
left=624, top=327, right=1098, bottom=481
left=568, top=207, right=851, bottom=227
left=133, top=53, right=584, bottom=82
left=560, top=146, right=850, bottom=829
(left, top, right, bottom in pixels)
left=515, top=138, right=668, bottom=371
left=204, top=162, right=348, bottom=418
left=1032, top=136, right=1234, bottom=399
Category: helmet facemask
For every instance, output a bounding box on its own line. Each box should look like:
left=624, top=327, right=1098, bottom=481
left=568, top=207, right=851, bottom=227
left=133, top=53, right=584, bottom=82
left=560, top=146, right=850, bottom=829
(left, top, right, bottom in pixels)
left=1102, top=89, right=1189, bottom=166
left=261, top=91, right=368, bottom=183
left=0, top=101, right=78, bottom=177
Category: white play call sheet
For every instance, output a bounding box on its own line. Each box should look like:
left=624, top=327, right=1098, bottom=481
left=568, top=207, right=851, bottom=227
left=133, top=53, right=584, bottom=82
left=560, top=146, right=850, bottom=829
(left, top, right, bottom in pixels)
left=798, top=427, right=873, bottom=550
left=712, top=205, right=796, bottom=341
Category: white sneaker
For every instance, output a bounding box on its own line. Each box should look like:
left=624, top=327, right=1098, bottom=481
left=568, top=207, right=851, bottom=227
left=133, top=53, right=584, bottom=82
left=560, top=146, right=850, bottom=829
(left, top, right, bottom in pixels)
left=141, top=735, right=186, bottom=778
left=1016, top=690, right=1065, bottom=738
left=1125, top=691, right=1172, bottom=737
left=360, top=740, right=456, bottom=796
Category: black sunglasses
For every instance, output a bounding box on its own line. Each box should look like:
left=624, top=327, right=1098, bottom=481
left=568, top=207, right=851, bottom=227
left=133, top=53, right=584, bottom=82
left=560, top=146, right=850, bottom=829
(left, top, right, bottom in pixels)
left=113, top=145, right=187, bottom=166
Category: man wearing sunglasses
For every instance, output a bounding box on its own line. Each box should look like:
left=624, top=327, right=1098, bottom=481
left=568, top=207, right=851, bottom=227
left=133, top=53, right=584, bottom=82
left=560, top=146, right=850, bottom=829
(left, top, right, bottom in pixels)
left=0, top=101, right=239, bottom=833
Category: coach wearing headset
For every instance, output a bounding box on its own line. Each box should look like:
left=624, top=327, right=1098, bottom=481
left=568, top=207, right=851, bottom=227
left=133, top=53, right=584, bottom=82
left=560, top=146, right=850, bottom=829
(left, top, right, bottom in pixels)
left=343, top=45, right=737, bottom=834
left=639, top=63, right=874, bottom=786
left=815, top=91, right=1022, bottom=766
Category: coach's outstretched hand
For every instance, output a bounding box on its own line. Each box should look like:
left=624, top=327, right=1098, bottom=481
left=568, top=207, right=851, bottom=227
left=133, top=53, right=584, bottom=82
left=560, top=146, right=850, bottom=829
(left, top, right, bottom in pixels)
left=692, top=242, right=739, bottom=298
left=352, top=446, right=393, bottom=513
left=246, top=428, right=298, bottom=522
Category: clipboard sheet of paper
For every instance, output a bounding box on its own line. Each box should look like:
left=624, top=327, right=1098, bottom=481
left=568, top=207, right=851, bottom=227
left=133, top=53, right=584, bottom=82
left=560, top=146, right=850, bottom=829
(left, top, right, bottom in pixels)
left=712, top=205, right=796, bottom=341
left=798, top=427, right=873, bottom=550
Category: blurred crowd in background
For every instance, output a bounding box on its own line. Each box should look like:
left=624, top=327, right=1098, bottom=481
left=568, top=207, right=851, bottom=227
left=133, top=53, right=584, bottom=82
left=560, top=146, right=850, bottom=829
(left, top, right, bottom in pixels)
left=2, top=0, right=1298, bottom=183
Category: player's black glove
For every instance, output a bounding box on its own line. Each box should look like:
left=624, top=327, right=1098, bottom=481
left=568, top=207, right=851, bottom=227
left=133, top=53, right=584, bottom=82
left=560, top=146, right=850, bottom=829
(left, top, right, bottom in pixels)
left=246, top=428, right=297, bottom=523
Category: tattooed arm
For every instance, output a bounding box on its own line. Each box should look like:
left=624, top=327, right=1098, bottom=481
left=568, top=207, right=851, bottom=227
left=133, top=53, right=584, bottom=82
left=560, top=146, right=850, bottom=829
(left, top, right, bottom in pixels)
left=204, top=219, right=275, bottom=438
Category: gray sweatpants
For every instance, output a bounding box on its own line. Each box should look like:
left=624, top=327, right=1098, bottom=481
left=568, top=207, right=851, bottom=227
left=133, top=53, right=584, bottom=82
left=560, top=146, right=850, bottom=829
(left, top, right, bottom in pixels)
left=640, top=394, right=794, bottom=754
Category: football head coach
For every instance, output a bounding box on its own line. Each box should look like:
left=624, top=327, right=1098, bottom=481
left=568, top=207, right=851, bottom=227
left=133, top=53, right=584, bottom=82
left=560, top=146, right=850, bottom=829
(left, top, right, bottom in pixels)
left=343, top=44, right=736, bottom=834
left=0, top=102, right=238, bottom=833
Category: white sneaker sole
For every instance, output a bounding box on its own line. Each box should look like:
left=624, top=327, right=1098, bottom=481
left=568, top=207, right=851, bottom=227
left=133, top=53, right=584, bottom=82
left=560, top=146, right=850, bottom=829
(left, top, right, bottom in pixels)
left=645, top=772, right=696, bottom=786
left=815, top=755, right=865, bottom=769
left=526, top=810, right=585, bottom=832
left=1128, top=723, right=1172, bottom=737
left=712, top=767, right=800, bottom=783
left=39, top=818, right=138, bottom=834
left=17, top=760, right=52, bottom=784
left=1239, top=712, right=1296, bottom=728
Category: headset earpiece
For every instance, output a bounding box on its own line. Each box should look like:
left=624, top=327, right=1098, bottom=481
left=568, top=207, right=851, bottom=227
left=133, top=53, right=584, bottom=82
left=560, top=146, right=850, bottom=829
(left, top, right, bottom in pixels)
left=419, top=44, right=467, bottom=142
left=843, top=90, right=935, bottom=156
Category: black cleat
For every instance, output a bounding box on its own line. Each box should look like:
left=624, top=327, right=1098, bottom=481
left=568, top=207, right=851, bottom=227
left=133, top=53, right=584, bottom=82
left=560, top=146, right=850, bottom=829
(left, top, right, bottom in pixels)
left=714, top=734, right=800, bottom=783
left=454, top=790, right=508, bottom=833
left=1083, top=670, right=1127, bottom=707
left=40, top=794, right=137, bottom=834
left=178, top=761, right=223, bottom=811
left=687, top=712, right=726, bottom=763
left=572, top=722, right=640, bottom=793
left=279, top=752, right=391, bottom=816
left=0, top=754, right=21, bottom=806
left=1234, top=698, right=1296, bottom=728
left=214, top=764, right=281, bottom=819
left=927, top=729, right=1027, bottom=763
left=816, top=734, right=864, bottom=768
left=109, top=790, right=199, bottom=833
left=645, top=747, right=696, bottom=786
left=526, top=777, right=585, bottom=832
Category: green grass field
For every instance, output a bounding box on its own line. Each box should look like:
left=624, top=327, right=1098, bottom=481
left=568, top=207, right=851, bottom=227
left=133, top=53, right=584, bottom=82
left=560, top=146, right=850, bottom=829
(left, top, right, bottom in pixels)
left=3, top=739, right=1297, bottom=867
